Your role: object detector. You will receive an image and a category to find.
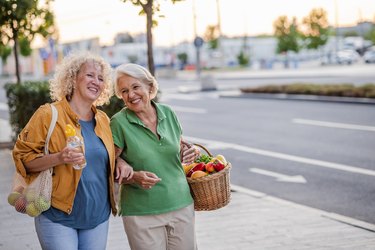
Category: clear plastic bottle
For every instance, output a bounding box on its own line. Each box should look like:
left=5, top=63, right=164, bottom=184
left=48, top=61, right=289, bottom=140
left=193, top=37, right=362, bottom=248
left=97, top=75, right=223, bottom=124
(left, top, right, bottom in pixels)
left=65, top=124, right=86, bottom=170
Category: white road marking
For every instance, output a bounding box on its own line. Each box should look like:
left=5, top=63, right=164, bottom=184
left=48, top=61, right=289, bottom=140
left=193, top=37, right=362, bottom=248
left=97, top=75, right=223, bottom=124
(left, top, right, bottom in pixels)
left=249, top=168, right=307, bottom=183
left=172, top=106, right=207, bottom=114
left=184, top=136, right=375, bottom=177
left=293, top=118, right=375, bottom=132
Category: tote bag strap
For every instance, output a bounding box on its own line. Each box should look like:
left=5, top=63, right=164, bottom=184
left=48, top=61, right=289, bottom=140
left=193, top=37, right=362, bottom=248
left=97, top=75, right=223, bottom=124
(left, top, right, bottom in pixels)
left=44, top=104, right=58, bottom=155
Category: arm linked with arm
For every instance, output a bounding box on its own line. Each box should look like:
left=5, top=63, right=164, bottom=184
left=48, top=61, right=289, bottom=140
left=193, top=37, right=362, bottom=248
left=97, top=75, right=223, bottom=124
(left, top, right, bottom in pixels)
left=114, top=146, right=134, bottom=184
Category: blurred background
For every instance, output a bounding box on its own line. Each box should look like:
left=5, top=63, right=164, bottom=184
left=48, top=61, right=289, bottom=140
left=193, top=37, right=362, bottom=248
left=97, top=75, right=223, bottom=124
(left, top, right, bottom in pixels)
left=1, top=0, right=375, bottom=80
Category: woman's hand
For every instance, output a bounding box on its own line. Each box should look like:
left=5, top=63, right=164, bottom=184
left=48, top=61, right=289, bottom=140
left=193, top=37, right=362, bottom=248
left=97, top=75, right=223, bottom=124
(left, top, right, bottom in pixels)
left=25, top=146, right=85, bottom=173
left=60, top=146, right=85, bottom=166
left=180, top=140, right=199, bottom=164
left=133, top=171, right=161, bottom=189
left=115, top=158, right=134, bottom=184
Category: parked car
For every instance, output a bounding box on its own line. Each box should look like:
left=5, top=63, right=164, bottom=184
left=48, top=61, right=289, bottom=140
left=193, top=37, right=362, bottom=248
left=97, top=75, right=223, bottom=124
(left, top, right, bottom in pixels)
left=321, top=49, right=360, bottom=65
left=363, top=50, right=375, bottom=63
left=334, top=49, right=360, bottom=64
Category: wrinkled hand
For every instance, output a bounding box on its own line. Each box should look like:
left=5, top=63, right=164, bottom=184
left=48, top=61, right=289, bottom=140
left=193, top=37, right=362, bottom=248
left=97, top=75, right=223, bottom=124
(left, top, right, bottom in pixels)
left=133, top=171, right=161, bottom=189
left=115, top=158, right=134, bottom=184
left=181, top=142, right=199, bottom=164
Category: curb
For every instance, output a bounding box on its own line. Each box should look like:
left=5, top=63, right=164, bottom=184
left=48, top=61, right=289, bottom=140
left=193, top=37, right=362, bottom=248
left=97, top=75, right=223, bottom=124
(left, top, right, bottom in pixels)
left=220, top=92, right=375, bottom=105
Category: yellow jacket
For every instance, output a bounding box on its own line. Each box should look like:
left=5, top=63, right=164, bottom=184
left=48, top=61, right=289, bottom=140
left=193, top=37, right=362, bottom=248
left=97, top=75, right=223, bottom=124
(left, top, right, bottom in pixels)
left=12, top=98, right=117, bottom=215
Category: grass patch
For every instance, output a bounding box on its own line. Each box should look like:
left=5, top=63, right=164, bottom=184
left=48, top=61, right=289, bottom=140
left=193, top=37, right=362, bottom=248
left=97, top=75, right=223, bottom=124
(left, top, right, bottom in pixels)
left=240, top=83, right=375, bottom=98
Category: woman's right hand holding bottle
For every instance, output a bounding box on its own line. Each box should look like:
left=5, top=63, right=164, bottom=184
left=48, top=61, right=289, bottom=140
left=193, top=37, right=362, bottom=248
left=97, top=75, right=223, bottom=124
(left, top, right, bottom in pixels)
left=60, top=146, right=85, bottom=166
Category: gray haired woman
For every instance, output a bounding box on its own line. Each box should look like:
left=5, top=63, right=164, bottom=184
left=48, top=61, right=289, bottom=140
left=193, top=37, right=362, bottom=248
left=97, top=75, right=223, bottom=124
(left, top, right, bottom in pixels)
left=110, top=63, right=198, bottom=250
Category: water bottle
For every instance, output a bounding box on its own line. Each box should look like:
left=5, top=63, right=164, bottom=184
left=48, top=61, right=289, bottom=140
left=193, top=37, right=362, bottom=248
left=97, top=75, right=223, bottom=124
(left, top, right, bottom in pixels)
left=65, top=124, right=86, bottom=170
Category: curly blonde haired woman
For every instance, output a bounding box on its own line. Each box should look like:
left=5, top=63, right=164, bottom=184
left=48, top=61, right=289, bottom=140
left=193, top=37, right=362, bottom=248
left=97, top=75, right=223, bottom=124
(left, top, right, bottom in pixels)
left=13, top=51, right=133, bottom=249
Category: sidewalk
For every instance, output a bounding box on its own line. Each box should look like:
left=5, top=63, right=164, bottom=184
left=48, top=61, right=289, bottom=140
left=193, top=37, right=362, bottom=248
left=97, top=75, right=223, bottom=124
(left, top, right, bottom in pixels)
left=1, top=147, right=374, bottom=249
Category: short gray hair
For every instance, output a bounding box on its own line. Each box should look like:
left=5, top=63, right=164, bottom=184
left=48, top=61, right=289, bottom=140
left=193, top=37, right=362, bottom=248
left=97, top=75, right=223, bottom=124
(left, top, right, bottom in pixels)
left=114, top=63, right=158, bottom=100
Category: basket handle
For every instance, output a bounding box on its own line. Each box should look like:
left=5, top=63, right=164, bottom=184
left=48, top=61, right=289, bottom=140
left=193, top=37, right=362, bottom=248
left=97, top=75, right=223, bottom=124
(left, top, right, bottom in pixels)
left=193, top=143, right=213, bottom=157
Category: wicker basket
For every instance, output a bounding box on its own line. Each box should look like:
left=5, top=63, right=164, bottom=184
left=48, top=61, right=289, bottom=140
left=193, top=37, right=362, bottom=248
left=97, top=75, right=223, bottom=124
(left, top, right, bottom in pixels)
left=187, top=144, right=232, bottom=211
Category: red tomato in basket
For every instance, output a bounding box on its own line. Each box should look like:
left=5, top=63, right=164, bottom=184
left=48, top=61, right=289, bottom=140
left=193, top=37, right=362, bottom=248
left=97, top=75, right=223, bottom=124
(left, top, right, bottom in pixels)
left=187, top=162, right=206, bottom=177
left=213, top=160, right=225, bottom=172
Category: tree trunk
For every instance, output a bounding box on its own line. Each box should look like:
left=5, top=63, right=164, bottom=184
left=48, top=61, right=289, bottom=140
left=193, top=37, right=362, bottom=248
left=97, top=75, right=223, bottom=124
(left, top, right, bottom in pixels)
left=13, top=34, right=21, bottom=84
left=145, top=1, right=155, bottom=76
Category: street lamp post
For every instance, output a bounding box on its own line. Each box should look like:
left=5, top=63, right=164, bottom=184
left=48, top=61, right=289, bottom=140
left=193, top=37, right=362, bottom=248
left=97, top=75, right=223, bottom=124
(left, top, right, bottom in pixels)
left=216, top=0, right=225, bottom=68
left=192, top=0, right=201, bottom=79
left=334, top=0, right=339, bottom=54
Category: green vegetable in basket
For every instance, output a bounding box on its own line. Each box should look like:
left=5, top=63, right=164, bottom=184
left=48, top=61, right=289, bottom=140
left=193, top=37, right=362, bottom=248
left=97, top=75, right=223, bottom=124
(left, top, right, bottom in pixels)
left=195, top=154, right=212, bottom=164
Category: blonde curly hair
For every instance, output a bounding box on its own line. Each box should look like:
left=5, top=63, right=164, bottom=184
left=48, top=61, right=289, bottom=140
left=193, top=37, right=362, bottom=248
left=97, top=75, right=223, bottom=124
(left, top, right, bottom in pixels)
left=49, top=51, right=113, bottom=106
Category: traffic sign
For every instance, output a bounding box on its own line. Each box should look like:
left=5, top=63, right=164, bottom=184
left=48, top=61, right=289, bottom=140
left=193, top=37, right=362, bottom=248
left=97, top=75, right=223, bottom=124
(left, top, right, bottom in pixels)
left=194, top=36, right=204, bottom=48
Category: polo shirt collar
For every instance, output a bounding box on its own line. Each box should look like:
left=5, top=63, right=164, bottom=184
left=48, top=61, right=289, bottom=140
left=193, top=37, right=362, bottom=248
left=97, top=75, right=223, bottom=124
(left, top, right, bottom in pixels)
left=125, top=101, right=166, bottom=126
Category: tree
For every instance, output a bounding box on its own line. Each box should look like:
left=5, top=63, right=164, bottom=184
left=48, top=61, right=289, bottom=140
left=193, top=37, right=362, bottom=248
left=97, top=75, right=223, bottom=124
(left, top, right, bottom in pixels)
left=204, top=25, right=220, bottom=50
left=177, top=52, right=188, bottom=69
left=273, top=16, right=301, bottom=68
left=237, top=35, right=250, bottom=67
left=0, top=42, right=12, bottom=65
left=302, top=8, right=329, bottom=50
left=365, top=28, right=375, bottom=45
left=237, top=51, right=249, bottom=66
left=120, top=0, right=182, bottom=76
left=0, top=0, right=55, bottom=84
left=274, top=16, right=301, bottom=54
left=364, top=16, right=375, bottom=44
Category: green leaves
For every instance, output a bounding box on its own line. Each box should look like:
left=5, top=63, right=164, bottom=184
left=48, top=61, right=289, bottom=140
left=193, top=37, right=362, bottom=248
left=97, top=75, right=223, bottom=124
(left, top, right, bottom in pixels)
left=0, top=43, right=12, bottom=63
left=273, top=8, right=330, bottom=54
left=240, top=83, right=375, bottom=99
left=273, top=16, right=301, bottom=54
left=18, top=36, right=32, bottom=56
left=5, top=81, right=52, bottom=140
left=302, top=8, right=329, bottom=50
left=0, top=0, right=56, bottom=83
left=195, top=154, right=213, bottom=164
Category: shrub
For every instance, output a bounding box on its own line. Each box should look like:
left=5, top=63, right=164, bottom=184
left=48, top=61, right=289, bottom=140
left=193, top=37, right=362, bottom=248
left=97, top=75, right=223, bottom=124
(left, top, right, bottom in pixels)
left=5, top=81, right=51, bottom=140
left=240, top=83, right=375, bottom=98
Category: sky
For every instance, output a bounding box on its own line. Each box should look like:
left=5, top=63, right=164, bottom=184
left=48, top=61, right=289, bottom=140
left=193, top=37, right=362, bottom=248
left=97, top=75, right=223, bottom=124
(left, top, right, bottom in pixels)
left=51, top=0, right=375, bottom=47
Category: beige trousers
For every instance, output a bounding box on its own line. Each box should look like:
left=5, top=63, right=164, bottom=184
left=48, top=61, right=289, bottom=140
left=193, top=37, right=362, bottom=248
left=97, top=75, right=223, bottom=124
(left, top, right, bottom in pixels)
left=122, top=204, right=197, bottom=250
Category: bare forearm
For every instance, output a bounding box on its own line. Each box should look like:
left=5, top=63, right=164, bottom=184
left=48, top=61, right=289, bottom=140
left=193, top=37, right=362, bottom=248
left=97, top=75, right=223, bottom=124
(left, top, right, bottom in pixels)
left=117, top=157, right=135, bottom=184
left=24, top=153, right=63, bottom=173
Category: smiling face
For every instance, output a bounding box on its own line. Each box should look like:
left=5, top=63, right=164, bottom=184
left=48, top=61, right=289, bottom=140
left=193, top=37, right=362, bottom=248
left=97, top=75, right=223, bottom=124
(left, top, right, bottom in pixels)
left=72, top=61, right=104, bottom=104
left=117, top=74, right=153, bottom=113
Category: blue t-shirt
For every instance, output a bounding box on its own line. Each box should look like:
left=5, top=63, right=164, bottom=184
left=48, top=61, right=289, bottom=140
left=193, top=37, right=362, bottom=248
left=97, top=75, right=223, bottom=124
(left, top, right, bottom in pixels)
left=43, top=119, right=110, bottom=229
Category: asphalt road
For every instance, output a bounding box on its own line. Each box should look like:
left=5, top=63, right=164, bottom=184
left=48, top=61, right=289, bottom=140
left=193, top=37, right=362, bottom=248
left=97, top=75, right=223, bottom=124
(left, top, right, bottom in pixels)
left=159, top=85, right=375, bottom=224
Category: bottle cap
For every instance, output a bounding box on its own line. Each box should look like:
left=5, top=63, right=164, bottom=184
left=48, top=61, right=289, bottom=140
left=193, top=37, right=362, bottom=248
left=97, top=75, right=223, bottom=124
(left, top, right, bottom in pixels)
left=65, top=124, right=76, bottom=137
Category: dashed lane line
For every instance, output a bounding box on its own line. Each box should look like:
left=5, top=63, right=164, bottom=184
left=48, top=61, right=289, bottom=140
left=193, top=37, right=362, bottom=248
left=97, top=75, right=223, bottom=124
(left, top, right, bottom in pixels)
left=293, top=118, right=375, bottom=132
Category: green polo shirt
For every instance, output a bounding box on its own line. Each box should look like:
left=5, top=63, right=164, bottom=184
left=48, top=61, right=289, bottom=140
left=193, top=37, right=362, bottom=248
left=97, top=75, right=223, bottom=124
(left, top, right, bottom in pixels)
left=110, top=102, right=193, bottom=216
